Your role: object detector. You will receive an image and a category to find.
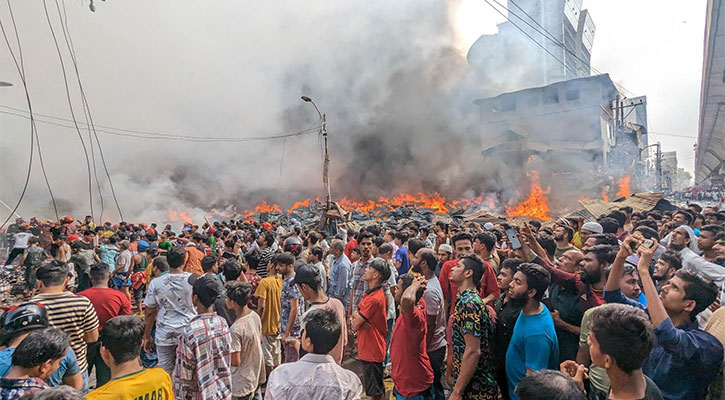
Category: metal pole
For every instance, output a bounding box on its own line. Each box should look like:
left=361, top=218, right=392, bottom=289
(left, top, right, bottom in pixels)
left=656, top=142, right=662, bottom=191
left=322, top=113, right=331, bottom=207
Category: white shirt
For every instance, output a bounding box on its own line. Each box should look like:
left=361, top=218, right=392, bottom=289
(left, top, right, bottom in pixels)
left=143, top=272, right=197, bottom=346
left=11, top=232, right=32, bottom=249
left=266, top=353, right=362, bottom=400
left=424, top=276, right=447, bottom=352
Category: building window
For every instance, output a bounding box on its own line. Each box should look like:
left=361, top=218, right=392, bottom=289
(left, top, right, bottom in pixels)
left=544, top=87, right=559, bottom=104
left=502, top=96, right=516, bottom=112
left=566, top=89, right=580, bottom=101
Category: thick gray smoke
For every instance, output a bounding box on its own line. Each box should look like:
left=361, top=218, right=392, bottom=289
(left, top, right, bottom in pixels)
left=0, top=0, right=612, bottom=224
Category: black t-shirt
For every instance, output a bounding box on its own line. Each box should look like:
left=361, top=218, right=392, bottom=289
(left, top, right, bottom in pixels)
left=608, top=375, right=664, bottom=400
left=493, top=294, right=522, bottom=365
left=79, top=241, right=95, bottom=250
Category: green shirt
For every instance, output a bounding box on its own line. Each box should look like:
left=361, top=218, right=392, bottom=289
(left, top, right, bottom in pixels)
left=580, top=306, right=610, bottom=392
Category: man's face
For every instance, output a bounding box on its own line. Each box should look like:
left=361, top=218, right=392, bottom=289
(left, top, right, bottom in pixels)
left=473, top=239, right=483, bottom=254
left=497, top=267, right=514, bottom=292
left=450, top=259, right=467, bottom=285
left=393, top=279, right=405, bottom=306
left=555, top=250, right=583, bottom=274
left=438, top=250, right=451, bottom=263
left=583, top=237, right=598, bottom=251
left=580, top=230, right=595, bottom=244
left=669, top=227, right=690, bottom=251
left=579, top=253, right=603, bottom=284
left=631, top=215, right=641, bottom=225
left=359, top=238, right=373, bottom=258
left=662, top=215, right=672, bottom=224
left=714, top=238, right=725, bottom=258
left=454, top=239, right=472, bottom=258
left=508, top=271, right=530, bottom=303
left=84, top=233, right=94, bottom=242
left=384, top=232, right=393, bottom=242
left=362, top=265, right=379, bottom=283
left=553, top=227, right=566, bottom=241
left=673, top=213, right=687, bottom=226
left=653, top=259, right=674, bottom=280
left=659, top=276, right=693, bottom=317
left=587, top=331, right=607, bottom=369
left=621, top=272, right=642, bottom=300
left=698, top=231, right=715, bottom=251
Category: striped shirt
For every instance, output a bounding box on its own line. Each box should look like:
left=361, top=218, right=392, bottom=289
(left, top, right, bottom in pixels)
left=31, top=292, right=99, bottom=372
left=174, top=313, right=232, bottom=400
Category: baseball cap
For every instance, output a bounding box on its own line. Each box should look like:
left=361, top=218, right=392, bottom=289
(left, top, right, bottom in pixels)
left=290, top=264, right=321, bottom=287
left=369, top=258, right=391, bottom=281
left=137, top=240, right=150, bottom=252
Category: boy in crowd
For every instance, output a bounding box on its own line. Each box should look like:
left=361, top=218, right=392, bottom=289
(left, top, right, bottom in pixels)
left=226, top=282, right=264, bottom=400
left=86, top=316, right=173, bottom=400
left=254, top=254, right=282, bottom=379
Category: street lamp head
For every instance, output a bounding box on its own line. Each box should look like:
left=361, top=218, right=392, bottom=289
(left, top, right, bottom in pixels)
left=301, top=96, right=312, bottom=102
left=0, top=81, right=13, bottom=87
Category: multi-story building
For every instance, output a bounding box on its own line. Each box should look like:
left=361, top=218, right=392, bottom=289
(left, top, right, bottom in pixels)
left=468, top=0, right=595, bottom=90
left=661, top=151, right=678, bottom=192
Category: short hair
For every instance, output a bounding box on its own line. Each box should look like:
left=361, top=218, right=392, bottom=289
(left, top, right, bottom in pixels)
left=514, top=369, right=586, bottom=400
left=222, top=259, right=243, bottom=281
left=559, top=226, right=574, bottom=242
left=536, top=235, right=556, bottom=258
left=277, top=252, right=295, bottom=267
left=152, top=256, right=170, bottom=273
left=598, top=217, right=619, bottom=234
left=100, top=316, right=144, bottom=364
left=517, top=263, right=551, bottom=301
left=201, top=255, right=218, bottom=273
left=226, top=281, right=253, bottom=307
left=633, top=226, right=659, bottom=240
left=310, top=246, right=324, bottom=261
left=500, top=258, right=523, bottom=274
left=619, top=206, right=633, bottom=215
left=589, top=304, right=654, bottom=373
left=688, top=203, right=703, bottom=213
left=528, top=220, right=542, bottom=230
left=408, top=238, right=425, bottom=255
left=166, top=246, right=186, bottom=269
left=584, top=245, right=617, bottom=265
left=674, top=210, right=694, bottom=224
left=193, top=275, right=224, bottom=307
left=635, top=219, right=659, bottom=232
left=676, top=269, right=719, bottom=321
left=587, top=233, right=619, bottom=247
left=459, top=254, right=485, bottom=290
left=398, top=273, right=425, bottom=303
left=417, top=250, right=438, bottom=273
left=89, top=262, right=110, bottom=283
left=358, top=231, right=375, bottom=244
left=474, top=231, right=497, bottom=252
left=36, top=262, right=67, bottom=287
left=264, top=232, right=276, bottom=247
left=12, top=328, right=69, bottom=368
left=659, top=250, right=682, bottom=272
left=378, top=243, right=393, bottom=255
left=28, top=237, right=39, bottom=245
left=701, top=224, right=725, bottom=236
left=303, top=309, right=341, bottom=355
left=451, top=232, right=473, bottom=247
left=646, top=212, right=662, bottom=221
left=608, top=211, right=627, bottom=228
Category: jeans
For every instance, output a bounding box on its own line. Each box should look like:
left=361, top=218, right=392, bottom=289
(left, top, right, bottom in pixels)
left=427, top=346, right=446, bottom=400
left=86, top=341, right=111, bottom=387
left=81, top=370, right=89, bottom=394
left=156, top=344, right=178, bottom=377
left=393, top=386, right=434, bottom=400
left=4, top=248, right=24, bottom=266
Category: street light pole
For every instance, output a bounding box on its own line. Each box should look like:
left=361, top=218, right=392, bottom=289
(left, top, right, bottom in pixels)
left=640, top=142, right=662, bottom=191
left=301, top=96, right=331, bottom=208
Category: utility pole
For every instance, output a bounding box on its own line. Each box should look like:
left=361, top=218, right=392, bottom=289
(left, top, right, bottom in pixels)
left=321, top=113, right=331, bottom=208
left=656, top=142, right=662, bottom=191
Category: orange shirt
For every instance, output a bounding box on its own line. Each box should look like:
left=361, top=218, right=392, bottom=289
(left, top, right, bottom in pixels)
left=357, top=286, right=387, bottom=363
left=183, top=246, right=205, bottom=275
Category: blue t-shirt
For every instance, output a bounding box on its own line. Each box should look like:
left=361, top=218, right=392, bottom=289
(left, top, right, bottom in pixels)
left=0, top=346, right=80, bottom=386
left=98, top=243, right=118, bottom=272
left=506, top=306, right=559, bottom=400
left=395, top=246, right=411, bottom=275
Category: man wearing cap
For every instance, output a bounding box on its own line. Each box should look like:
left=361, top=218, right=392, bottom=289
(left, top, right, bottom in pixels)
left=577, top=222, right=603, bottom=250
left=435, top=244, right=453, bottom=278
left=294, top=264, right=347, bottom=365
left=0, top=303, right=83, bottom=390
left=352, top=258, right=391, bottom=400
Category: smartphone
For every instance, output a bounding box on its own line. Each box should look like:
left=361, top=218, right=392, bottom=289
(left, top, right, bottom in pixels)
left=505, top=228, right=522, bottom=250
left=643, top=239, right=654, bottom=248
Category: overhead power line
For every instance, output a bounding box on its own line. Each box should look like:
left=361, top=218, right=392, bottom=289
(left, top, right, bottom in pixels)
left=0, top=108, right=323, bottom=143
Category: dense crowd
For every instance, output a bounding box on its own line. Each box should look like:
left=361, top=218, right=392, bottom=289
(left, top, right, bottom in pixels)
left=0, top=202, right=725, bottom=400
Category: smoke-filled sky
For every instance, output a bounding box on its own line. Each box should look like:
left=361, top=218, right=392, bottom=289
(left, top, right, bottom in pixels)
left=0, top=0, right=708, bottom=223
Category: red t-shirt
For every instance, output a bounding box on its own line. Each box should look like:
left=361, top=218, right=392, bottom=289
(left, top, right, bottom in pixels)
left=357, top=286, right=387, bottom=363
left=77, top=287, right=132, bottom=330
left=344, top=239, right=358, bottom=259
left=439, top=258, right=500, bottom=315
left=391, top=298, right=434, bottom=397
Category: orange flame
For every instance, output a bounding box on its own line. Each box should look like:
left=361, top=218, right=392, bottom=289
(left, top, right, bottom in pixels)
left=254, top=201, right=282, bottom=213
left=168, top=210, right=192, bottom=224
left=616, top=176, right=631, bottom=198
left=602, top=187, right=609, bottom=202
left=289, top=199, right=310, bottom=212
left=505, top=171, right=551, bottom=221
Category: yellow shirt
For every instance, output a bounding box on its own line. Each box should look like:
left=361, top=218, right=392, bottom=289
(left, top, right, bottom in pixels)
left=86, top=368, right=173, bottom=400
left=254, top=275, right=282, bottom=336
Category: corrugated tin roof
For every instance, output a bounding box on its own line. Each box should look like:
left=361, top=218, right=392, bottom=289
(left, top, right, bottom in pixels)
left=567, top=192, right=665, bottom=221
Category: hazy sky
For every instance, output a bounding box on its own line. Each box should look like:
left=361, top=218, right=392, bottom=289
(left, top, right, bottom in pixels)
left=0, top=0, right=709, bottom=221
left=455, top=0, right=707, bottom=174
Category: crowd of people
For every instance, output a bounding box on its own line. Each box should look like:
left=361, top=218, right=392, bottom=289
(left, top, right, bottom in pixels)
left=0, top=201, right=724, bottom=400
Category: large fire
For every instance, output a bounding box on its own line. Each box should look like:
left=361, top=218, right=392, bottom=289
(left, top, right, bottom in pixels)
left=617, top=176, right=631, bottom=198
left=505, top=171, right=551, bottom=221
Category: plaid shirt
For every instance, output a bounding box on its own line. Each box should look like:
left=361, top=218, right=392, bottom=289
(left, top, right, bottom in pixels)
left=174, top=313, right=232, bottom=400
left=350, top=257, right=372, bottom=310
